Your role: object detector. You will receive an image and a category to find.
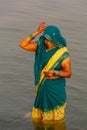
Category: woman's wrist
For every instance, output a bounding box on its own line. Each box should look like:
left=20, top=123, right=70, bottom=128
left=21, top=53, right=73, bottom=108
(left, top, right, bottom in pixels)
left=54, top=70, right=60, bottom=76
left=29, top=34, right=35, bottom=40
left=29, top=31, right=40, bottom=40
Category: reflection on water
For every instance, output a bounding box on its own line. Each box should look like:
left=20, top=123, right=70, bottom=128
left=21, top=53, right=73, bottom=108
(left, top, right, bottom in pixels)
left=32, top=119, right=67, bottom=130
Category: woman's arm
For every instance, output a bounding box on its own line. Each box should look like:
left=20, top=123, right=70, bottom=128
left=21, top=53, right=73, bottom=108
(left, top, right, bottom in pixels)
left=59, top=57, right=72, bottom=78
left=19, top=22, right=46, bottom=52
left=44, top=57, right=72, bottom=79
left=19, top=32, right=39, bottom=52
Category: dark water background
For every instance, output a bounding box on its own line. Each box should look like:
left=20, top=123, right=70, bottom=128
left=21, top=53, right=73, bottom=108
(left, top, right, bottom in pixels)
left=0, top=0, right=87, bottom=130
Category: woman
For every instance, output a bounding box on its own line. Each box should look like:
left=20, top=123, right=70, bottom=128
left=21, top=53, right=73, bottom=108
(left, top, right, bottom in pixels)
left=19, top=22, right=72, bottom=121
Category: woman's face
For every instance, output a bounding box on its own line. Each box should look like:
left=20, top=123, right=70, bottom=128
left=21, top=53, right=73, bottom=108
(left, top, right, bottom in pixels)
left=44, top=39, right=52, bottom=47
left=44, top=38, right=56, bottom=49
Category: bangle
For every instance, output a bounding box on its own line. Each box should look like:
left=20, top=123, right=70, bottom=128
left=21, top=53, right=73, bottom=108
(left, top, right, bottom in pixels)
left=29, top=34, right=35, bottom=40
left=54, top=70, right=59, bottom=76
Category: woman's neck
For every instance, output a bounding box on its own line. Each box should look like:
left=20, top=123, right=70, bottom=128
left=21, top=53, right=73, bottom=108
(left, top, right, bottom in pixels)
left=47, top=46, right=56, bottom=51
left=47, top=44, right=56, bottom=51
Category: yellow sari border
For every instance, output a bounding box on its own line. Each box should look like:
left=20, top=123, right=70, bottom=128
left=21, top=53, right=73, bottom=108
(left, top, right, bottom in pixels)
left=32, top=103, right=67, bottom=121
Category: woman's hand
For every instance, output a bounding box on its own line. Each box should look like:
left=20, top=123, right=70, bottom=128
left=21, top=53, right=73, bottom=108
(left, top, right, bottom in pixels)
left=44, top=70, right=55, bottom=77
left=37, top=22, right=46, bottom=34
left=19, top=22, right=46, bottom=52
left=44, top=70, right=60, bottom=79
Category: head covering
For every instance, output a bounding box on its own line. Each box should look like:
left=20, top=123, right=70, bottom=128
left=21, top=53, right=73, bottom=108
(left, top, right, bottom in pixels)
left=41, top=25, right=67, bottom=48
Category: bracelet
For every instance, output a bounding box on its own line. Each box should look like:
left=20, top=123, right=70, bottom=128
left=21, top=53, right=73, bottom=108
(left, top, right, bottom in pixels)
left=54, top=70, right=59, bottom=76
left=29, top=34, right=35, bottom=40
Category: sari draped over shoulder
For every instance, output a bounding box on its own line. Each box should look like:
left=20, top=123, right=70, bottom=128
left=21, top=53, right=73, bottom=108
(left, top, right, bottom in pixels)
left=32, top=25, right=70, bottom=121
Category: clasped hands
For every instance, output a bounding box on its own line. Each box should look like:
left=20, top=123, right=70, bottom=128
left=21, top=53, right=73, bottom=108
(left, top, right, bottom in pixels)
left=44, top=70, right=59, bottom=79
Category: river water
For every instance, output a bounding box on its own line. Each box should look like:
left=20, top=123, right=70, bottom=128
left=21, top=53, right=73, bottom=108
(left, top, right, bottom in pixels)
left=0, top=0, right=87, bottom=130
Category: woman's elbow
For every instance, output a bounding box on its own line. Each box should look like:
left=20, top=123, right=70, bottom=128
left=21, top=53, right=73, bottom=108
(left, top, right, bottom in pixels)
left=19, top=43, right=21, bottom=48
left=67, top=71, right=72, bottom=78
left=19, top=41, right=24, bottom=47
left=19, top=42, right=26, bottom=49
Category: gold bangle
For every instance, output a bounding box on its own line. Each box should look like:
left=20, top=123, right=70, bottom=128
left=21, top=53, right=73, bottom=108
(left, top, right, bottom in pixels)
left=29, top=34, right=35, bottom=40
left=54, top=70, right=59, bottom=76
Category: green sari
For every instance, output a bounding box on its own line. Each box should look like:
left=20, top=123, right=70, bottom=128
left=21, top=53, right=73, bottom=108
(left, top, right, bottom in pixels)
left=32, top=25, right=69, bottom=121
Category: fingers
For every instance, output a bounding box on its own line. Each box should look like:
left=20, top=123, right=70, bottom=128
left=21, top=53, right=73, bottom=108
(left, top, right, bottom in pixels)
left=46, top=76, right=57, bottom=79
left=46, top=76, right=60, bottom=79
left=40, top=21, right=46, bottom=26
left=39, top=22, right=46, bottom=30
left=44, top=70, right=55, bottom=77
left=37, top=22, right=46, bottom=33
left=44, top=70, right=60, bottom=79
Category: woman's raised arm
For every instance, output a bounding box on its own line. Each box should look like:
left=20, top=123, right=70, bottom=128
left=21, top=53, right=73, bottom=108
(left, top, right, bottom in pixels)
left=19, top=22, right=46, bottom=52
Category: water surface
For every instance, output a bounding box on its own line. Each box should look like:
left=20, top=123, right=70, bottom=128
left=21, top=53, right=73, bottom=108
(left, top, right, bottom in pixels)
left=0, top=0, right=87, bottom=130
